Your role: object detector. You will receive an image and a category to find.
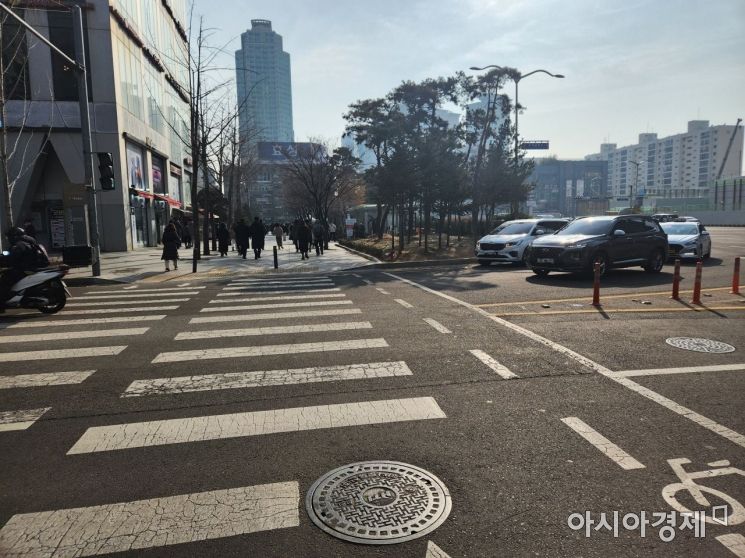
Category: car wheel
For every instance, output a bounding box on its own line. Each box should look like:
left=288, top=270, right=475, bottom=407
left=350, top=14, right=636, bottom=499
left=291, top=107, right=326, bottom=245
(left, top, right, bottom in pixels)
left=644, top=249, right=665, bottom=273
left=533, top=268, right=550, bottom=277
left=520, top=249, right=530, bottom=266
left=590, top=252, right=608, bottom=277
left=478, top=259, right=491, bottom=267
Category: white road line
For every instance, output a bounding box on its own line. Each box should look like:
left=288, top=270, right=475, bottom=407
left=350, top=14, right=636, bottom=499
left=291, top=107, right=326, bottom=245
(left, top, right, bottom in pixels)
left=222, top=286, right=339, bottom=294
left=0, top=371, right=95, bottom=390
left=395, top=298, right=414, bottom=309
left=123, top=285, right=138, bottom=290
left=717, top=533, right=745, bottom=557
left=352, top=273, right=362, bottom=278
left=0, top=327, right=149, bottom=344
left=75, top=291, right=200, bottom=300
left=229, top=277, right=330, bottom=284
left=176, top=321, right=372, bottom=340
left=153, top=338, right=388, bottom=363
left=362, top=279, right=373, bottom=285
left=0, top=481, right=299, bottom=556
left=469, top=350, right=518, bottom=379
left=384, top=272, right=745, bottom=450
left=68, top=396, right=444, bottom=453
left=0, top=407, right=50, bottom=432
left=190, top=308, right=363, bottom=324
left=200, top=300, right=353, bottom=313
left=426, top=541, right=453, bottom=558
left=561, top=417, right=645, bottom=470
left=123, top=361, right=412, bottom=396
left=60, top=306, right=179, bottom=315
left=212, top=289, right=342, bottom=301
left=611, top=363, right=745, bottom=377
left=376, top=287, right=391, bottom=295
left=423, top=318, right=452, bottom=334
left=177, top=282, right=191, bottom=287
left=6, top=315, right=166, bottom=329
left=90, top=287, right=205, bottom=294
left=227, top=280, right=334, bottom=287
left=0, top=346, right=126, bottom=363
left=67, top=298, right=189, bottom=307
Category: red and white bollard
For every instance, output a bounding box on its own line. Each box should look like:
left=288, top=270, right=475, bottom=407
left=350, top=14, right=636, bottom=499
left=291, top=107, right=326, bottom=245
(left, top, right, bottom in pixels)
left=592, top=261, right=601, bottom=307
left=691, top=260, right=703, bottom=305
left=732, top=257, right=741, bottom=295
left=671, top=258, right=681, bottom=300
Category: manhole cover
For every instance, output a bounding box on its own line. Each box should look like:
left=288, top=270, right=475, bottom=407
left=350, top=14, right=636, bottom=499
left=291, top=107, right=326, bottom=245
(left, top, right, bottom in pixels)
left=665, top=337, right=735, bottom=353
left=306, top=461, right=452, bottom=545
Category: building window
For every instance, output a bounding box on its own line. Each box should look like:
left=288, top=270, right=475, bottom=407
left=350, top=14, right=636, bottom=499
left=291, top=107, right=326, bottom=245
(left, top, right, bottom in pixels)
left=48, top=10, right=92, bottom=102
left=1, top=7, right=30, bottom=100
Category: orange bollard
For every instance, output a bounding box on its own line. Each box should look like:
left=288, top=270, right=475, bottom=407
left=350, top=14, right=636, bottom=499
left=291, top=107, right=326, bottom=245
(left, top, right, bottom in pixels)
left=691, top=260, right=703, bottom=304
left=592, top=261, right=601, bottom=306
left=671, top=258, right=681, bottom=300
left=732, top=257, right=741, bottom=295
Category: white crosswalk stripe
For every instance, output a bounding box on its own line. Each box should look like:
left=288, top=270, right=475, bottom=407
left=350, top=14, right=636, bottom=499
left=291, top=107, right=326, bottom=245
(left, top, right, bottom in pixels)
left=68, top=396, right=445, bottom=453
left=0, top=371, right=95, bottom=390
left=175, top=321, right=372, bottom=340
left=200, top=300, right=353, bottom=313
left=0, top=346, right=127, bottom=363
left=60, top=306, right=179, bottom=315
left=0, top=407, right=50, bottom=431
left=226, top=280, right=334, bottom=288
left=75, top=291, right=200, bottom=300
left=221, top=284, right=338, bottom=292
left=0, top=481, right=300, bottom=556
left=210, top=292, right=344, bottom=303
left=67, top=299, right=189, bottom=307
left=229, top=277, right=331, bottom=284
left=5, top=315, right=166, bottom=329
left=123, top=361, right=412, bottom=397
left=153, top=338, right=388, bottom=363
left=0, top=327, right=149, bottom=344
left=190, top=308, right=362, bottom=324
left=89, top=287, right=205, bottom=294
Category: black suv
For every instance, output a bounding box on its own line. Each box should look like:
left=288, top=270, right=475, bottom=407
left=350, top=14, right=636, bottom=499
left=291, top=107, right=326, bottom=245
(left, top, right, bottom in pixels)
left=526, top=215, right=668, bottom=277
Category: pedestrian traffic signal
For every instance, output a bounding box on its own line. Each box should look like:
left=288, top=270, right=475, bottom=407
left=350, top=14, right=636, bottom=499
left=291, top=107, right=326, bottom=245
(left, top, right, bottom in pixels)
left=97, top=152, right=115, bottom=190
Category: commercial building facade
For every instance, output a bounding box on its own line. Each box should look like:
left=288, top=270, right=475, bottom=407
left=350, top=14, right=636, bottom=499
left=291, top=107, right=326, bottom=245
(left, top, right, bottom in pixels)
left=1, top=0, right=191, bottom=252
left=529, top=159, right=608, bottom=216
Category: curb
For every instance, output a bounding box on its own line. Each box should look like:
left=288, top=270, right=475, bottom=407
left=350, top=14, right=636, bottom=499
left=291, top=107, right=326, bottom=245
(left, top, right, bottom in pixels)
left=364, top=257, right=476, bottom=269
left=335, top=243, right=382, bottom=263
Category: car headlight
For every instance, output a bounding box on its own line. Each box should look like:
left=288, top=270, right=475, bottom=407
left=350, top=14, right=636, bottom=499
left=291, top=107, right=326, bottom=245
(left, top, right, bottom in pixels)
left=476, top=242, right=481, bottom=249
left=505, top=241, right=520, bottom=248
left=683, top=241, right=697, bottom=248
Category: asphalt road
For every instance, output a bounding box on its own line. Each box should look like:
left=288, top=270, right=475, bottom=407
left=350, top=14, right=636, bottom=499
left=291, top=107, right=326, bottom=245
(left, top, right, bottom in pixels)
left=0, top=227, right=743, bottom=557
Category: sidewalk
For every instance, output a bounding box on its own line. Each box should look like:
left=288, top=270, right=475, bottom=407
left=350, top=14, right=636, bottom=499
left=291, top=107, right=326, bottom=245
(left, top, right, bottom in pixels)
left=66, top=236, right=372, bottom=284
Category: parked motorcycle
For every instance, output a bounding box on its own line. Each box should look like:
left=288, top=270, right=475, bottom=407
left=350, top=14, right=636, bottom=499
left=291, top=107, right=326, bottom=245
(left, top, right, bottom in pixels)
left=1, top=252, right=70, bottom=314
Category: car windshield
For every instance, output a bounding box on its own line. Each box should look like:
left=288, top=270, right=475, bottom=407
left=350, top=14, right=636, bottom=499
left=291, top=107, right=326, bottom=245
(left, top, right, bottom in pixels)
left=490, top=222, right=534, bottom=235
left=555, top=219, right=613, bottom=236
left=661, top=223, right=699, bottom=235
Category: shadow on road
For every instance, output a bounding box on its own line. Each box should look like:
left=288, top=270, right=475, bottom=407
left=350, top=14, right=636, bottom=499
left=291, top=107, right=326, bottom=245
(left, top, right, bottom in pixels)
left=525, top=269, right=676, bottom=289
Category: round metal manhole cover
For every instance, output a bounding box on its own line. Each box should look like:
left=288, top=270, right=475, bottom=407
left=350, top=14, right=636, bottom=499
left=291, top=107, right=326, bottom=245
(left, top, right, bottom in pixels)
left=306, top=461, right=452, bottom=545
left=665, top=337, right=735, bottom=353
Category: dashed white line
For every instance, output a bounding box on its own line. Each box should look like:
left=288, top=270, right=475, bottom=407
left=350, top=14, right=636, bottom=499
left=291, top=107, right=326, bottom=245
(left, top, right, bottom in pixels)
left=469, top=350, right=518, bottom=379
left=717, top=533, right=745, bottom=557
left=91, top=287, right=204, bottom=294
left=75, top=291, right=200, bottom=300
left=0, top=346, right=127, bottom=363
left=223, top=284, right=336, bottom=292
left=423, top=318, right=452, bottom=334
left=211, top=290, right=341, bottom=302
left=395, top=298, right=414, bottom=309
left=0, top=371, right=95, bottom=390
left=0, top=407, right=50, bottom=431
left=362, top=279, right=373, bottom=285
left=375, top=287, right=391, bottom=295
left=0, top=327, right=149, bottom=344
left=60, top=306, right=179, bottom=315
left=561, top=417, right=645, bottom=470
left=177, top=282, right=191, bottom=287
left=123, top=286, right=138, bottom=290
left=67, top=298, right=189, bottom=307
left=199, top=300, right=353, bottom=313
left=352, top=273, right=362, bottom=278
left=190, top=308, right=362, bottom=324
left=5, top=315, right=166, bottom=329
left=176, top=322, right=372, bottom=340
left=611, top=363, right=745, bottom=377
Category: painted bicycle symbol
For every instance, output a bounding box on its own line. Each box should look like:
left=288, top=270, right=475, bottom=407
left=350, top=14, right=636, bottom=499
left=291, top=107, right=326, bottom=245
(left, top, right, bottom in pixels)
left=662, top=458, right=745, bottom=525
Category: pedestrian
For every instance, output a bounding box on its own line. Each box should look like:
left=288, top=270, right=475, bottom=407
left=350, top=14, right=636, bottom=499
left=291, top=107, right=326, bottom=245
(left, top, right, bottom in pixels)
left=297, top=220, right=312, bottom=260
left=161, top=222, right=181, bottom=271
left=272, top=223, right=284, bottom=249
left=312, top=220, right=325, bottom=256
left=182, top=221, right=192, bottom=248
left=234, top=218, right=250, bottom=259
left=217, top=222, right=230, bottom=256
left=289, top=221, right=298, bottom=252
left=249, top=216, right=265, bottom=259
left=328, top=222, right=337, bottom=242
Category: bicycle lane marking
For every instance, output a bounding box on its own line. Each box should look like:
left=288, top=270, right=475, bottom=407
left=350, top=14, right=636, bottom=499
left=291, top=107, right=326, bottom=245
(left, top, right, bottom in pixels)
left=717, top=533, right=745, bottom=557
left=383, top=272, right=745, bottom=450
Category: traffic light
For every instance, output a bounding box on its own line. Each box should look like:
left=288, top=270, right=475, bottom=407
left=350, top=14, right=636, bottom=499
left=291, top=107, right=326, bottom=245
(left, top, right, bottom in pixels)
left=97, top=152, right=115, bottom=190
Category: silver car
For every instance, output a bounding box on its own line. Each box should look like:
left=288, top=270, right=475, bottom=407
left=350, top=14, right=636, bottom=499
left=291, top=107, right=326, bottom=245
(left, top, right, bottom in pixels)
left=661, top=221, right=712, bottom=260
left=475, top=218, right=569, bottom=265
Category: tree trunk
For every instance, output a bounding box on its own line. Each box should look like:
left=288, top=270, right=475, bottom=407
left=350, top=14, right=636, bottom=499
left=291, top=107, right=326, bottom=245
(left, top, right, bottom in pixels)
left=0, top=55, right=13, bottom=246
left=446, top=211, right=451, bottom=247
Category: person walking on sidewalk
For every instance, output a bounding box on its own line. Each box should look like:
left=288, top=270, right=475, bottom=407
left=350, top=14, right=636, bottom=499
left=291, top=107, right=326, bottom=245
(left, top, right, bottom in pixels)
left=312, top=220, right=325, bottom=256
left=328, top=222, right=337, bottom=242
left=182, top=220, right=192, bottom=249
left=297, top=220, right=312, bottom=260
left=161, top=222, right=181, bottom=271
left=250, top=217, right=265, bottom=259
left=234, top=219, right=249, bottom=259
left=272, top=223, right=284, bottom=249
left=217, top=222, right=230, bottom=256
left=289, top=220, right=299, bottom=252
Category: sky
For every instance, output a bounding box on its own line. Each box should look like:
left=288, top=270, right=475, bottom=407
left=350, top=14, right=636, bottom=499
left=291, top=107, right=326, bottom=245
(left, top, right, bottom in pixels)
left=193, top=0, right=745, bottom=168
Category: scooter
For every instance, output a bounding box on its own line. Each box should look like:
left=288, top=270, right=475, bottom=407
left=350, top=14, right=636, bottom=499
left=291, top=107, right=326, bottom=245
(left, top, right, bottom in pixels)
left=1, top=254, right=70, bottom=314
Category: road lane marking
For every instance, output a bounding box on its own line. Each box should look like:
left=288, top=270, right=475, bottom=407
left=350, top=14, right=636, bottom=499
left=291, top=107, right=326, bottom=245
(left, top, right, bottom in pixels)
left=561, top=417, right=645, bottom=470
left=177, top=282, right=191, bottom=287
left=123, top=285, right=138, bottom=290
left=426, top=541, right=452, bottom=558
left=384, top=272, right=745, bottom=450
left=362, top=279, right=372, bottom=285
left=0, top=346, right=127, bottom=363
left=67, top=299, right=189, bottom=307
left=0, top=481, right=299, bottom=556
left=90, top=287, right=204, bottom=294
left=469, top=350, right=518, bottom=379
left=395, top=298, right=414, bottom=309
left=223, top=284, right=336, bottom=292
left=0, top=407, right=50, bottom=431
left=176, top=322, right=372, bottom=340
left=352, top=273, right=362, bottom=278
left=376, top=287, right=391, bottom=295
left=212, top=289, right=342, bottom=301
left=191, top=308, right=362, bottom=324
left=229, top=277, right=331, bottom=284
left=68, top=397, right=444, bottom=453
left=0, top=328, right=148, bottom=344
left=0, top=371, right=95, bottom=390
left=612, top=363, right=745, bottom=377
left=123, top=361, right=412, bottom=396
left=423, top=318, right=451, bottom=334
left=75, top=291, right=200, bottom=300
left=717, top=533, right=745, bottom=557
left=6, top=315, right=166, bottom=328
left=491, top=306, right=745, bottom=317
left=200, top=300, right=353, bottom=313
left=60, top=306, right=179, bottom=315
left=227, top=279, right=334, bottom=287
left=153, top=338, right=388, bottom=363
left=220, top=288, right=341, bottom=296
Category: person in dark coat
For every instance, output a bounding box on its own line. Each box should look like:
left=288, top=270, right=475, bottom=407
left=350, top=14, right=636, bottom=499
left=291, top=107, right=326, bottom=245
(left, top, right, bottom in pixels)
left=161, top=222, right=181, bottom=271
left=249, top=217, right=265, bottom=259
left=217, top=222, right=230, bottom=256
left=289, top=221, right=298, bottom=252
left=182, top=220, right=192, bottom=249
left=297, top=220, right=312, bottom=260
left=233, top=219, right=250, bottom=259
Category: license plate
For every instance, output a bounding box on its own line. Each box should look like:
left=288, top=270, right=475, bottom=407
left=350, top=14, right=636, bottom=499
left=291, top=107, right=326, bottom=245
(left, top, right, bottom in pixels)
left=537, top=258, right=554, bottom=264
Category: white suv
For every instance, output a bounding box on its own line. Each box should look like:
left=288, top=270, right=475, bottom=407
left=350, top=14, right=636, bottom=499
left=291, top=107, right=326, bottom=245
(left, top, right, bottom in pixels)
left=475, top=218, right=569, bottom=266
